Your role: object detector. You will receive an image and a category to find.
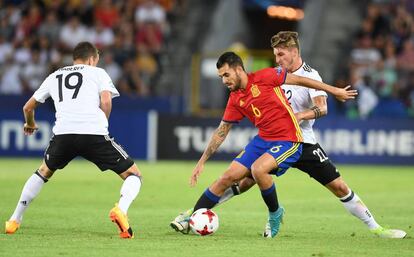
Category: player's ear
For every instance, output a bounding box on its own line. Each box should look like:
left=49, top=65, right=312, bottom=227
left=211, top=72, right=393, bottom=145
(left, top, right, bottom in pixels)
left=292, top=47, right=299, bottom=57
left=236, top=65, right=244, bottom=74
left=88, top=56, right=95, bottom=66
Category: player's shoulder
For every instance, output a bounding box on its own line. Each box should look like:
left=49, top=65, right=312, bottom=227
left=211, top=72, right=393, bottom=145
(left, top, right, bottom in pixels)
left=254, top=67, right=281, bottom=75
left=56, top=64, right=107, bottom=74
left=295, top=62, right=322, bottom=81
left=251, top=67, right=284, bottom=81
left=81, top=65, right=108, bottom=75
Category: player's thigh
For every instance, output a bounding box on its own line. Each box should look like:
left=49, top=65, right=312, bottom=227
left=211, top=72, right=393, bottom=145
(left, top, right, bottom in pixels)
left=81, top=135, right=135, bottom=174
left=234, top=136, right=267, bottom=170
left=44, top=134, right=78, bottom=171
left=251, top=153, right=278, bottom=176
left=293, top=143, right=340, bottom=185
left=222, top=161, right=251, bottom=182
left=265, top=141, right=302, bottom=176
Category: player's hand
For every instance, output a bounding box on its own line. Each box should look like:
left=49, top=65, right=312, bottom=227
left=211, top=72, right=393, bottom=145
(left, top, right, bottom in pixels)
left=334, top=85, right=358, bottom=102
left=23, top=123, right=38, bottom=135
left=189, top=162, right=205, bottom=187
left=294, top=112, right=303, bottom=124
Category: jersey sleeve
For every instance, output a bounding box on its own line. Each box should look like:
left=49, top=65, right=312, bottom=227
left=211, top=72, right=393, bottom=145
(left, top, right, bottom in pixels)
left=32, top=75, right=51, bottom=103
left=222, top=96, right=243, bottom=123
left=308, top=70, right=328, bottom=99
left=97, top=68, right=120, bottom=98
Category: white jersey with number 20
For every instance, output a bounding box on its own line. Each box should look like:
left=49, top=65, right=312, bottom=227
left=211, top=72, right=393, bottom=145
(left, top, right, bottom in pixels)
left=281, top=62, right=327, bottom=144
left=33, top=64, right=119, bottom=135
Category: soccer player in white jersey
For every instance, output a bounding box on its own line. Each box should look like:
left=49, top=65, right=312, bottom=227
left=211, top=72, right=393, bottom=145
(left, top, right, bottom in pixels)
left=170, top=32, right=406, bottom=239
left=5, top=42, right=141, bottom=239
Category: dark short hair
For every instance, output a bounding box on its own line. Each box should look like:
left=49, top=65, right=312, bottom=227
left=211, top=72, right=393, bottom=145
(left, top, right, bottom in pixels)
left=72, top=42, right=99, bottom=61
left=270, top=31, right=300, bottom=51
left=216, top=52, right=245, bottom=70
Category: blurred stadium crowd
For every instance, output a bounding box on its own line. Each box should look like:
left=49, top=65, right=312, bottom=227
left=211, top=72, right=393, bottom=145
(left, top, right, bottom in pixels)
left=345, top=0, right=414, bottom=118
left=0, top=0, right=413, bottom=119
left=0, top=0, right=183, bottom=97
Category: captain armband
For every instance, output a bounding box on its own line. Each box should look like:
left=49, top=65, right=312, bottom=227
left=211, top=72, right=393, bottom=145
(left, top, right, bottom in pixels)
left=310, top=106, right=322, bottom=119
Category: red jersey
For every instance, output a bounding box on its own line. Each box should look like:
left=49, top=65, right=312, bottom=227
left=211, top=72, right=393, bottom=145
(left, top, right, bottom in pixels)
left=222, top=67, right=303, bottom=142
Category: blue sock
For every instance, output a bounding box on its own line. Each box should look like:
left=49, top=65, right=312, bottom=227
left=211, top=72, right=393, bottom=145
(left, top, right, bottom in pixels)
left=261, top=183, right=279, bottom=212
left=193, top=188, right=220, bottom=211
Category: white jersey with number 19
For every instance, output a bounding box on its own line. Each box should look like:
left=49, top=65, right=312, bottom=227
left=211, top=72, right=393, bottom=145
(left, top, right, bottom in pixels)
left=33, top=64, right=119, bottom=135
left=281, top=62, right=327, bottom=144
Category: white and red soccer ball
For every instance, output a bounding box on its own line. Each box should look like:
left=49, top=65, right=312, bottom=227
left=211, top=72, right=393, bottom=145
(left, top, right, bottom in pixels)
left=189, top=208, right=219, bottom=236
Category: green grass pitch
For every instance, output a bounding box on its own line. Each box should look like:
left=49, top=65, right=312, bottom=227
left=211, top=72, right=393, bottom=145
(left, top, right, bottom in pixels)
left=0, top=158, right=413, bottom=257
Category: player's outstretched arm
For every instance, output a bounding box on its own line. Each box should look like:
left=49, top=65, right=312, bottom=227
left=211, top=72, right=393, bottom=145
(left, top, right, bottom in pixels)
left=295, top=95, right=328, bottom=123
left=190, top=121, right=233, bottom=187
left=22, top=97, right=39, bottom=136
left=100, top=90, right=113, bottom=119
left=285, top=73, right=358, bottom=102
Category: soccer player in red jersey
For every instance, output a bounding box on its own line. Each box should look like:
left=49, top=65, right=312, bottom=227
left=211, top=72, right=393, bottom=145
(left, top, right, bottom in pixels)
left=171, top=52, right=357, bottom=238
left=222, top=31, right=406, bottom=239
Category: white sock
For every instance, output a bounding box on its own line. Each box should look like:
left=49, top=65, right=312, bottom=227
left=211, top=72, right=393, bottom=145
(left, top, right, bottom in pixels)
left=340, top=190, right=380, bottom=230
left=10, top=172, right=47, bottom=223
left=216, top=184, right=241, bottom=207
left=118, top=175, right=141, bottom=214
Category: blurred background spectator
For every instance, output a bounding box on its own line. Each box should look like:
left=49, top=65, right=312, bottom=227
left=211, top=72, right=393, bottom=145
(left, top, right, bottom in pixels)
left=345, top=0, right=414, bottom=118
left=0, top=0, right=413, bottom=119
left=0, top=0, right=175, bottom=99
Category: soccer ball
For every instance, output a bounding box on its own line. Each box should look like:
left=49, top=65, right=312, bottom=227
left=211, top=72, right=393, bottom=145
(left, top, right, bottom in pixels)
left=189, top=208, right=219, bottom=236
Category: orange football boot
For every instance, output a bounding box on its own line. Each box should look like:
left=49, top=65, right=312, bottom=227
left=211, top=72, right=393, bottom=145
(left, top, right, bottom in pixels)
left=5, top=220, right=20, bottom=234
left=109, top=204, right=134, bottom=239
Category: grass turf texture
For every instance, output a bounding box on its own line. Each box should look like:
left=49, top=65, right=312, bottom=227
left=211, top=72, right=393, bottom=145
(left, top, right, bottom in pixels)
left=0, top=158, right=413, bottom=257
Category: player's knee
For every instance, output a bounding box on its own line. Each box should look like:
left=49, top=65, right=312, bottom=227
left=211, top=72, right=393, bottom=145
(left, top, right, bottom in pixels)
left=218, top=173, right=238, bottom=188
left=239, top=177, right=256, bottom=193
left=251, top=163, right=267, bottom=178
left=119, top=163, right=142, bottom=180
left=38, top=162, right=54, bottom=179
left=127, top=163, right=141, bottom=176
left=327, top=178, right=349, bottom=197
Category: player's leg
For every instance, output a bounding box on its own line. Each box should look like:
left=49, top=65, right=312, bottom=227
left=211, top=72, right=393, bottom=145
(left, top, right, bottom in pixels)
left=297, top=143, right=406, bottom=238
left=216, top=176, right=256, bottom=205
left=170, top=161, right=250, bottom=234
left=5, top=161, right=53, bottom=234
left=82, top=135, right=140, bottom=238
left=251, top=141, right=302, bottom=238
left=170, top=140, right=261, bottom=234
left=117, top=164, right=142, bottom=215
left=193, top=161, right=250, bottom=211
left=170, top=174, right=256, bottom=234
left=5, top=135, right=74, bottom=234
left=326, top=177, right=406, bottom=238
left=170, top=137, right=267, bottom=233
left=191, top=137, right=265, bottom=212
left=109, top=164, right=142, bottom=239
left=326, top=177, right=380, bottom=228
left=251, top=153, right=284, bottom=238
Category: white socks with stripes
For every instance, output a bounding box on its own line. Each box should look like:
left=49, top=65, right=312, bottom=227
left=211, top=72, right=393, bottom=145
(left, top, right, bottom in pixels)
left=118, top=175, right=141, bottom=214
left=340, top=190, right=380, bottom=229
left=10, top=172, right=47, bottom=223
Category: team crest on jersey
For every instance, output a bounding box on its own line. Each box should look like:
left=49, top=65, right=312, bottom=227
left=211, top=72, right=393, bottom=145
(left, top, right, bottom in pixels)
left=275, top=66, right=283, bottom=75
left=251, top=84, right=261, bottom=97
left=240, top=99, right=245, bottom=106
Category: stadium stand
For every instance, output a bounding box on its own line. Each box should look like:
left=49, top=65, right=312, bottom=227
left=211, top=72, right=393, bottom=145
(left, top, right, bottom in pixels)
left=345, top=0, right=414, bottom=118
left=0, top=0, right=181, bottom=97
